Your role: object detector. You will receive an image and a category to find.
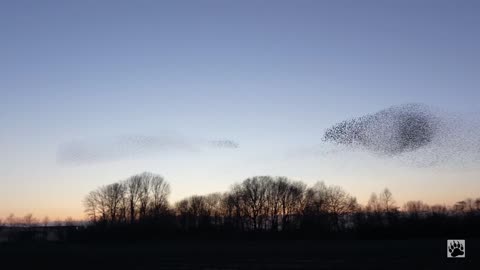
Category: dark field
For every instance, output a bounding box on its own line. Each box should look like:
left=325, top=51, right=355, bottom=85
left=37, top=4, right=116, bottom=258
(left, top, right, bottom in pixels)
left=1, top=239, right=478, bottom=269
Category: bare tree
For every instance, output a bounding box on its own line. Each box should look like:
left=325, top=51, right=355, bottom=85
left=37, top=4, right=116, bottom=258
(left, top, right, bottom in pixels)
left=64, top=217, right=75, bottom=226
left=204, top=193, right=223, bottom=226
left=23, top=213, right=37, bottom=227
left=84, top=172, right=171, bottom=225
left=325, top=185, right=358, bottom=216
left=462, top=198, right=476, bottom=213
left=454, top=201, right=467, bottom=213
left=303, top=181, right=329, bottom=215
left=52, top=218, right=63, bottom=226
left=475, top=198, right=480, bottom=211
left=83, top=190, right=99, bottom=222
left=278, top=178, right=306, bottom=230
left=379, top=188, right=396, bottom=213
left=430, top=204, right=447, bottom=215
left=138, top=174, right=151, bottom=220
left=150, top=174, right=170, bottom=216
left=238, top=176, right=272, bottom=230
left=403, top=201, right=429, bottom=217
left=221, top=188, right=244, bottom=230
left=175, top=199, right=190, bottom=229
left=101, top=182, right=126, bottom=223
left=366, top=193, right=382, bottom=214
left=324, top=185, right=358, bottom=230
left=300, top=182, right=358, bottom=231
left=125, top=174, right=143, bottom=223
left=265, top=179, right=282, bottom=231
left=42, top=216, right=50, bottom=227
left=6, top=213, right=16, bottom=226
left=81, top=172, right=480, bottom=237
left=175, top=195, right=210, bottom=229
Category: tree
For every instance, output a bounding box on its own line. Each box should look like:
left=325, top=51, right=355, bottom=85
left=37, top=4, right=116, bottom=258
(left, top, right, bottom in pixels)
left=84, top=191, right=100, bottom=222
left=23, top=213, right=37, bottom=227
left=138, top=175, right=151, bottom=220
left=221, top=188, right=244, bottom=230
left=80, top=172, right=480, bottom=237
left=175, top=195, right=211, bottom=230
left=42, top=216, right=50, bottom=227
left=300, top=182, right=358, bottom=231
left=303, top=181, right=329, bottom=215
left=238, top=176, right=272, bottom=230
left=277, top=178, right=305, bottom=230
left=430, top=204, right=447, bottom=215
left=475, top=198, right=480, bottom=211
left=122, top=172, right=169, bottom=222
left=403, top=201, right=429, bottom=217
left=366, top=193, right=381, bottom=214
left=324, top=185, right=358, bottom=231
left=462, top=198, right=476, bottom=213
left=204, top=193, right=223, bottom=227
left=64, top=217, right=75, bottom=226
left=325, top=185, right=358, bottom=216
left=6, top=213, right=17, bottom=226
left=104, top=183, right=126, bottom=223
left=83, top=172, right=170, bottom=225
left=379, top=188, right=396, bottom=213
left=454, top=201, right=467, bottom=213
left=150, top=174, right=170, bottom=217
left=125, top=174, right=143, bottom=223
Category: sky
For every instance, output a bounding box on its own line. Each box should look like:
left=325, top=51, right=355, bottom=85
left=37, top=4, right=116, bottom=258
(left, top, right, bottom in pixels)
left=1, top=0, right=480, bottom=220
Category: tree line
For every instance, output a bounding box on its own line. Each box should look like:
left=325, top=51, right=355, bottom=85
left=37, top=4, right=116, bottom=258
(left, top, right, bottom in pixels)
left=0, top=214, right=80, bottom=228
left=80, top=172, right=480, bottom=237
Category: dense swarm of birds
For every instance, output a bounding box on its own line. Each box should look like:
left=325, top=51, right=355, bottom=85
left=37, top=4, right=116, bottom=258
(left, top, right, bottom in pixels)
left=323, top=104, right=441, bottom=155
left=57, top=135, right=239, bottom=164
left=208, top=140, right=239, bottom=149
left=57, top=103, right=480, bottom=167
left=322, top=103, right=480, bottom=166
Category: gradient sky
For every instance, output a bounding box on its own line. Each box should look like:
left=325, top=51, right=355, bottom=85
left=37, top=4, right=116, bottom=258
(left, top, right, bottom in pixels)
left=1, top=0, right=480, bottom=220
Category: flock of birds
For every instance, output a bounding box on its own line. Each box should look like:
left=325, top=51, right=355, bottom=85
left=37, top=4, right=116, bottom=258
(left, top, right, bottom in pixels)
left=57, top=103, right=480, bottom=167
left=322, top=103, right=480, bottom=167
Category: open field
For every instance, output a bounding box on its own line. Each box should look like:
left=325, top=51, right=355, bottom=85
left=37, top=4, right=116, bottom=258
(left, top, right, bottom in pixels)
left=1, top=239, right=478, bottom=269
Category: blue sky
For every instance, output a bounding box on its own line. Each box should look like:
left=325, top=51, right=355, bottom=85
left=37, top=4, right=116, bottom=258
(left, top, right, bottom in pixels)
left=1, top=1, right=480, bottom=219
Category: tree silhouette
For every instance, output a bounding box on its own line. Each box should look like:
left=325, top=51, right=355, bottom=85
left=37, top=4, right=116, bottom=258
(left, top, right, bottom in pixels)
left=23, top=213, right=37, bottom=227
left=74, top=172, right=480, bottom=240
left=403, top=201, right=429, bottom=218
left=6, top=213, right=16, bottom=226
left=379, top=188, right=396, bottom=213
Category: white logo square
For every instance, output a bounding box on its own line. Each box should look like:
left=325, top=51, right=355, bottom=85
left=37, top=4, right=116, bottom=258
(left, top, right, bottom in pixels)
left=447, top=239, right=465, bottom=258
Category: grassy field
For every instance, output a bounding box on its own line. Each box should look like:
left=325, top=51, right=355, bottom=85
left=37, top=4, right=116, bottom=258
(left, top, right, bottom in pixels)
left=1, top=238, right=478, bottom=269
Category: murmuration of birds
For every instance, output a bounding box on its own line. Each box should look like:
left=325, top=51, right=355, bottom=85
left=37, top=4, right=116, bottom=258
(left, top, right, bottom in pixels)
left=322, top=103, right=480, bottom=166
left=57, top=135, right=239, bottom=164
left=209, top=140, right=239, bottom=149
left=323, top=104, right=441, bottom=155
